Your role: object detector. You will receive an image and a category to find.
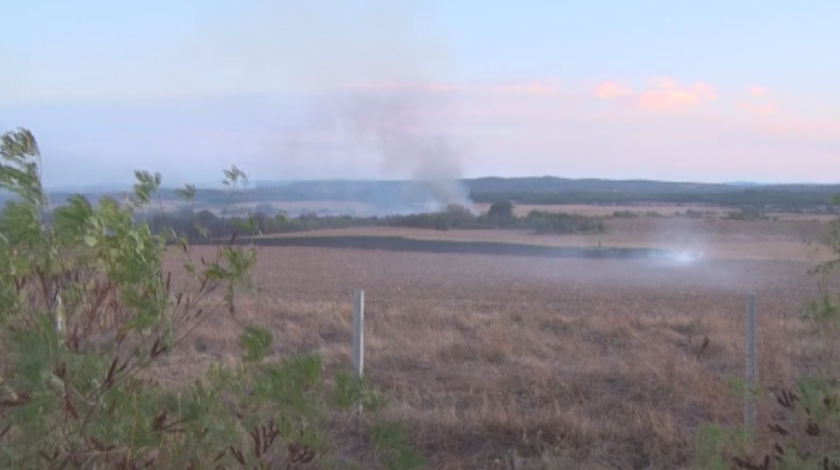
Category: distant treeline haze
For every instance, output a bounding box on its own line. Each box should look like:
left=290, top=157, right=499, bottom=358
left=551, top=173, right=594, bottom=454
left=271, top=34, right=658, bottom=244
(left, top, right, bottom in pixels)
left=7, top=176, right=839, bottom=212
left=137, top=202, right=606, bottom=239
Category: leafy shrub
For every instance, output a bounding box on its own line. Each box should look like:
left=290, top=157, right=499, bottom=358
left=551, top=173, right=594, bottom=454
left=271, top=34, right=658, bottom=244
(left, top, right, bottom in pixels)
left=487, top=200, right=515, bottom=223
left=0, top=128, right=423, bottom=470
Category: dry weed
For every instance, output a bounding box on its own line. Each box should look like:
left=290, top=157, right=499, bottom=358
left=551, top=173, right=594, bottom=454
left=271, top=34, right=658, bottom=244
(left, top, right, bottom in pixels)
left=154, top=228, right=829, bottom=468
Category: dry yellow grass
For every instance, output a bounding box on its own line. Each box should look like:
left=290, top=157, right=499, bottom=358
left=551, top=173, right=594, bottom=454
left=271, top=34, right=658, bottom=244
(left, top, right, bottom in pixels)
left=258, top=216, right=830, bottom=262
left=156, top=218, right=838, bottom=469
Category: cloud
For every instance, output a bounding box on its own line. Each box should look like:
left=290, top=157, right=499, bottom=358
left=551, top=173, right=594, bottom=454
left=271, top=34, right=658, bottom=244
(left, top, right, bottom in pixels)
left=740, top=85, right=777, bottom=116
left=346, top=80, right=559, bottom=96
left=637, top=78, right=717, bottom=111
left=594, top=82, right=633, bottom=99
left=749, top=86, right=769, bottom=96
left=592, top=77, right=717, bottom=111
left=755, top=116, right=840, bottom=141
left=486, top=81, right=557, bottom=95
left=739, top=101, right=778, bottom=116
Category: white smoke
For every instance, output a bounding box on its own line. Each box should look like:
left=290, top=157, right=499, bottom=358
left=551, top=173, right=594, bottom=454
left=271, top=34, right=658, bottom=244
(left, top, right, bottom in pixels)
left=323, top=87, right=473, bottom=212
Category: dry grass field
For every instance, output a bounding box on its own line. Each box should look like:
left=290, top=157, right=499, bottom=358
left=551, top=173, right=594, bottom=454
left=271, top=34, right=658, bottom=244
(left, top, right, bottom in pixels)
left=254, top=217, right=830, bottom=262
left=158, top=215, right=840, bottom=469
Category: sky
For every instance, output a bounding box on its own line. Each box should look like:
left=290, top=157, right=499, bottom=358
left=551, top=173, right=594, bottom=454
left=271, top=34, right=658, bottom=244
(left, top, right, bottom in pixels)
left=1, top=0, right=839, bottom=188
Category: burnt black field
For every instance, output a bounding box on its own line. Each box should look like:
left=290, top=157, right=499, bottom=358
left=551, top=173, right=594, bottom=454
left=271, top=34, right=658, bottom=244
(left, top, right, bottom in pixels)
left=214, top=235, right=686, bottom=261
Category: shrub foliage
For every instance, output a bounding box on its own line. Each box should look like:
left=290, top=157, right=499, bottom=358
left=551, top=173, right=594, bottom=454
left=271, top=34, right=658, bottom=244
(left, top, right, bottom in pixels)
left=0, top=128, right=422, bottom=469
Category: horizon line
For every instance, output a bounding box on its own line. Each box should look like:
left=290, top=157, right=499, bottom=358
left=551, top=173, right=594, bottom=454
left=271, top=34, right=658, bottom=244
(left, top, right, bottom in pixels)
left=33, top=175, right=840, bottom=193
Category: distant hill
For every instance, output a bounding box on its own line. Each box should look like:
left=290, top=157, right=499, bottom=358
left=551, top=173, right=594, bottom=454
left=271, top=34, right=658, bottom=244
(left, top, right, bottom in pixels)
left=4, top=176, right=838, bottom=211
left=465, top=176, right=735, bottom=194
left=462, top=177, right=840, bottom=207
left=34, top=176, right=840, bottom=195
left=252, top=177, right=840, bottom=195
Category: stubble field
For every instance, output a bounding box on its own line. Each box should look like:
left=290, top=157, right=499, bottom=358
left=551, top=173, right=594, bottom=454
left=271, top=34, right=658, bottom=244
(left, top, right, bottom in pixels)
left=160, top=215, right=839, bottom=469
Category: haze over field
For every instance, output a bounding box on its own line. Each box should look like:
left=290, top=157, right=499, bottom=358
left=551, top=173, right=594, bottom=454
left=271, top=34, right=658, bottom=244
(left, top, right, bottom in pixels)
left=6, top=4, right=840, bottom=467
left=2, top=1, right=839, bottom=190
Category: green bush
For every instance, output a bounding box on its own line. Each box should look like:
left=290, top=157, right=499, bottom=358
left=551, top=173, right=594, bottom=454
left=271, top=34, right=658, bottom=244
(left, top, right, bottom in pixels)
left=524, top=210, right=605, bottom=235
left=0, top=128, right=423, bottom=469
left=612, top=210, right=640, bottom=218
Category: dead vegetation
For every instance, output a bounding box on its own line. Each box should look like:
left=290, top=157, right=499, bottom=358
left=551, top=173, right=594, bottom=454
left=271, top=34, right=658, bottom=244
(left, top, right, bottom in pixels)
left=150, top=219, right=839, bottom=470
left=253, top=216, right=829, bottom=263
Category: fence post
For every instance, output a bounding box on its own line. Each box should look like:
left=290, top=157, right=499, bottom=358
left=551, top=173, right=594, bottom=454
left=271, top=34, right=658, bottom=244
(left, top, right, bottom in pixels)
left=745, top=293, right=757, bottom=442
left=353, top=289, right=365, bottom=380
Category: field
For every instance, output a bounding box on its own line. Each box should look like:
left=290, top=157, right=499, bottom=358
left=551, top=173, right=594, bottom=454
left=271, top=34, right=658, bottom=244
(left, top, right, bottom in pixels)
left=160, top=214, right=839, bottom=469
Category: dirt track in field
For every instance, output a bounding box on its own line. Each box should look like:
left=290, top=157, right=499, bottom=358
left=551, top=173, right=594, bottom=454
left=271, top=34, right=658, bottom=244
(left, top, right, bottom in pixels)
left=231, top=234, right=682, bottom=259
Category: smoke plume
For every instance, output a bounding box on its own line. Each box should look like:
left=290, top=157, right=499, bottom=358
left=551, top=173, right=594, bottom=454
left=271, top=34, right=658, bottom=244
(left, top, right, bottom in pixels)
left=255, top=0, right=473, bottom=214
left=316, top=86, right=472, bottom=213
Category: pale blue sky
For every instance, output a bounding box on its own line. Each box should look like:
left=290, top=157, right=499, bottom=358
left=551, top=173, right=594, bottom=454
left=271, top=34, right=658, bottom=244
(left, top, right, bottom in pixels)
left=2, top=1, right=839, bottom=187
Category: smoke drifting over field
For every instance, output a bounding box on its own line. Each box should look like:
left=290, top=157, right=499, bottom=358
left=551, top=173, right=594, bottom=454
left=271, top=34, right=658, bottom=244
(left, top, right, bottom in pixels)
left=660, top=250, right=706, bottom=264
left=633, top=217, right=712, bottom=266
left=286, top=1, right=472, bottom=214
left=206, top=1, right=471, bottom=215
left=317, top=87, right=473, bottom=213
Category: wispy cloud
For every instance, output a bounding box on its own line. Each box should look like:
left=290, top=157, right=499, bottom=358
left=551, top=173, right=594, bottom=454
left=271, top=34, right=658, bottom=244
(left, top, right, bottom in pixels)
left=346, top=80, right=559, bottom=96
left=594, top=82, right=633, bottom=99
left=487, top=82, right=557, bottom=95
left=739, top=101, right=778, bottom=116
left=636, top=78, right=717, bottom=111
left=740, top=85, right=777, bottom=116
left=592, top=77, right=717, bottom=111
left=748, top=86, right=769, bottom=97
left=19, top=75, right=839, bottom=186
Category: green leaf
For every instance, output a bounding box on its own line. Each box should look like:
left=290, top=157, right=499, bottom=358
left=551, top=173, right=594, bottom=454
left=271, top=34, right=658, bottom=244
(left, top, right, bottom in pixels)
left=132, top=170, right=162, bottom=205
left=239, top=326, right=272, bottom=362
left=231, top=216, right=258, bottom=234
left=332, top=371, right=386, bottom=411
left=372, top=421, right=425, bottom=470
left=694, top=424, right=730, bottom=470
left=174, top=184, right=196, bottom=201
left=184, top=261, right=197, bottom=275
left=83, top=235, right=97, bottom=247
left=203, top=264, right=228, bottom=281
left=194, top=223, right=210, bottom=238
left=333, top=372, right=364, bottom=409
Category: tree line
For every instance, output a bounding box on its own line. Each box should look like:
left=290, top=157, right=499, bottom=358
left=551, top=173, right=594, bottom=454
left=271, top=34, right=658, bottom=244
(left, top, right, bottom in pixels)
left=136, top=200, right=605, bottom=241
left=469, top=190, right=839, bottom=209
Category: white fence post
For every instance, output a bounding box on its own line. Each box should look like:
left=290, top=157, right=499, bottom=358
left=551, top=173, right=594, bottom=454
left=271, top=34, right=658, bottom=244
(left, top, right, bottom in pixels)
left=745, top=293, right=757, bottom=441
left=353, top=289, right=365, bottom=380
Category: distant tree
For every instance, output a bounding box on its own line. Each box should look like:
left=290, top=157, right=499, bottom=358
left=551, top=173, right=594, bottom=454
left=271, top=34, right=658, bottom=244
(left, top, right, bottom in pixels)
left=446, top=203, right=476, bottom=227
left=612, top=210, right=640, bottom=218
left=254, top=202, right=277, bottom=216
left=488, top=201, right=514, bottom=219
left=487, top=200, right=515, bottom=227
